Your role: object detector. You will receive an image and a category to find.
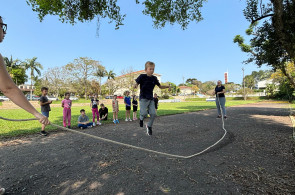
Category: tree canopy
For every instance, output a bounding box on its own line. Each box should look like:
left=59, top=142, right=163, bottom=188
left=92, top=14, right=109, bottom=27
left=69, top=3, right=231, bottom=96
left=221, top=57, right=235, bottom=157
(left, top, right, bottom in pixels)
left=26, top=0, right=206, bottom=29
left=234, top=0, right=295, bottom=88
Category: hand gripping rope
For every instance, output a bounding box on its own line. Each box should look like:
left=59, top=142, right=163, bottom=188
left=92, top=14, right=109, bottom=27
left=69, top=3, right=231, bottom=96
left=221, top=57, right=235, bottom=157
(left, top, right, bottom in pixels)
left=0, top=98, right=227, bottom=159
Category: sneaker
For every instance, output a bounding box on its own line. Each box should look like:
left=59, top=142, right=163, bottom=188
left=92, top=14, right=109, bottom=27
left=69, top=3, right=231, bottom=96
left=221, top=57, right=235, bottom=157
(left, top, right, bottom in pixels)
left=125, top=118, right=128, bottom=122
left=113, top=119, right=117, bottom=124
left=129, top=118, right=132, bottom=121
left=97, top=122, right=102, bottom=125
left=88, top=125, right=93, bottom=128
left=40, top=131, right=48, bottom=136
left=217, top=115, right=221, bottom=119
left=67, top=126, right=71, bottom=129
left=0, top=188, right=5, bottom=195
left=146, top=125, right=152, bottom=136
left=140, top=120, right=143, bottom=127
left=80, top=127, right=83, bottom=130
left=116, top=119, right=120, bottom=123
left=224, top=116, right=228, bottom=119
left=93, top=122, right=96, bottom=126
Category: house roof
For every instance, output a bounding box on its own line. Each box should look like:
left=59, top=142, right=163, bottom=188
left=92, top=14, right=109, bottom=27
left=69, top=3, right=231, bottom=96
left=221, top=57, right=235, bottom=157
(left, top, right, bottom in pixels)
left=117, top=70, right=161, bottom=78
left=179, top=86, right=192, bottom=89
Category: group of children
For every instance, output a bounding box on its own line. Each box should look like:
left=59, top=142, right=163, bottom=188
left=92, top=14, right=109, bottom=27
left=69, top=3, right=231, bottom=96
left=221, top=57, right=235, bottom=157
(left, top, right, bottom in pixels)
left=40, top=61, right=168, bottom=136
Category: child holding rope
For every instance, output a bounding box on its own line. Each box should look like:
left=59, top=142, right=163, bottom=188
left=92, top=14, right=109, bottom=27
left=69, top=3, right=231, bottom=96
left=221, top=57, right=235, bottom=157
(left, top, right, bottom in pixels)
left=134, top=61, right=170, bottom=136
left=61, top=92, right=72, bottom=128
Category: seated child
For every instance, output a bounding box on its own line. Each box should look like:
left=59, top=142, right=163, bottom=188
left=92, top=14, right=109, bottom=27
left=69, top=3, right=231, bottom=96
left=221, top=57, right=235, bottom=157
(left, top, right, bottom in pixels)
left=99, top=103, right=108, bottom=122
left=78, top=109, right=93, bottom=129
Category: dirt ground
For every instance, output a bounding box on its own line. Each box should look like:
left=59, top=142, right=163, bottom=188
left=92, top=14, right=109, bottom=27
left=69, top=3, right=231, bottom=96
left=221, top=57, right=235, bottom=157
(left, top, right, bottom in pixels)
left=0, top=102, right=295, bottom=194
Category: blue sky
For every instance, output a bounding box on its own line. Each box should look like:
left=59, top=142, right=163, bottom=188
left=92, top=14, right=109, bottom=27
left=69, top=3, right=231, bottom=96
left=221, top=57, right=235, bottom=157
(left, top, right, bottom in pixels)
left=0, top=0, right=271, bottom=85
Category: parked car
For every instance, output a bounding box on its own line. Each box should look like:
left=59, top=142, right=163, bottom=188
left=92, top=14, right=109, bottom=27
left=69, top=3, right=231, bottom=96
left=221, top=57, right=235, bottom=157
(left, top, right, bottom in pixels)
left=47, top=96, right=59, bottom=101
left=105, top=95, right=114, bottom=99
left=69, top=96, right=78, bottom=100
left=0, top=96, right=9, bottom=101
left=26, top=95, right=40, bottom=101
left=117, top=95, right=124, bottom=99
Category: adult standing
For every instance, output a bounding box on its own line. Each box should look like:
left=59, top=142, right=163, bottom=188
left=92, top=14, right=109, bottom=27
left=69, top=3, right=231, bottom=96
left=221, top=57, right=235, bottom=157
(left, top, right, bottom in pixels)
left=213, top=80, right=227, bottom=119
left=0, top=16, right=50, bottom=195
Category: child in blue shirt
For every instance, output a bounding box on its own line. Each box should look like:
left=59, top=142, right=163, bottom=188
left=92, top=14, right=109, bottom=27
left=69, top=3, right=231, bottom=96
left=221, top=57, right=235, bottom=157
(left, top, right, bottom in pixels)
left=124, top=91, right=132, bottom=121
left=134, top=61, right=170, bottom=136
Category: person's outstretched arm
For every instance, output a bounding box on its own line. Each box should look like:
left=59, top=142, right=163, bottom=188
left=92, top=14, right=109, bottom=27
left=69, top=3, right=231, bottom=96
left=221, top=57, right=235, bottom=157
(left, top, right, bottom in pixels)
left=0, top=54, right=49, bottom=125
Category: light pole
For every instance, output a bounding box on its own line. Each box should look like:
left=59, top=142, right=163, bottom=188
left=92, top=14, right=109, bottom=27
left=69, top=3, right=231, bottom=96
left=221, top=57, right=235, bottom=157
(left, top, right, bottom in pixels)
left=242, top=67, right=246, bottom=100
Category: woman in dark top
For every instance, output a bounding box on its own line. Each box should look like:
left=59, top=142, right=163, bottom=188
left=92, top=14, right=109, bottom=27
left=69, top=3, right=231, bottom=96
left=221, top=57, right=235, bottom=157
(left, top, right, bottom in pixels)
left=153, top=93, right=159, bottom=114
left=213, top=80, right=227, bottom=119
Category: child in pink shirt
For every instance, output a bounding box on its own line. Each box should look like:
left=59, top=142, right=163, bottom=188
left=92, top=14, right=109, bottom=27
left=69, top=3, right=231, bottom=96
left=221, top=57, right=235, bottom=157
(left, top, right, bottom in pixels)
left=61, top=92, right=72, bottom=128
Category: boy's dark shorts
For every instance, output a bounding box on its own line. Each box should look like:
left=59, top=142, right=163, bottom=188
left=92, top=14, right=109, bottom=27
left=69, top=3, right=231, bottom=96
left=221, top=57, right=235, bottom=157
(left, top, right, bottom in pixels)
left=126, top=106, right=131, bottom=110
left=41, top=111, right=49, bottom=117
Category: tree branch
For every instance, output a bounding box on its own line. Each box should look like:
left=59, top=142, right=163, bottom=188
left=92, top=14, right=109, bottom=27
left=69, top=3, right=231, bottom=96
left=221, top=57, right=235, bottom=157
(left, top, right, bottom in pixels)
left=251, top=14, right=274, bottom=24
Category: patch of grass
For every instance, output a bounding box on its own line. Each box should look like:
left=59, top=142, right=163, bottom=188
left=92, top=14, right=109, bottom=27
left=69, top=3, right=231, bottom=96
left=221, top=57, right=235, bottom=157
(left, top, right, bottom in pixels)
left=0, top=100, right=260, bottom=138
left=0, top=101, right=2, bottom=106
left=185, top=96, right=269, bottom=101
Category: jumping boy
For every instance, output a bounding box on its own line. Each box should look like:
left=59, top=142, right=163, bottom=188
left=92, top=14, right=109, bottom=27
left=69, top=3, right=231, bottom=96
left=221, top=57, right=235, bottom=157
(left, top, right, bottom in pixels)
left=134, top=61, right=170, bottom=136
left=39, top=87, right=52, bottom=136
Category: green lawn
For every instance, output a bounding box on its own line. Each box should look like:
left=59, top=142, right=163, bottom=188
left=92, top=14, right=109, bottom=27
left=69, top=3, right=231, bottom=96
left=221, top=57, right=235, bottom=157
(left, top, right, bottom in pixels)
left=0, top=100, right=259, bottom=138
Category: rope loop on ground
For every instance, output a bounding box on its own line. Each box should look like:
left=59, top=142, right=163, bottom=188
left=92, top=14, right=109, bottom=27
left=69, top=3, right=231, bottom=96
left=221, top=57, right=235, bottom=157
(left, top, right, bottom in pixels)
left=0, top=99, right=227, bottom=159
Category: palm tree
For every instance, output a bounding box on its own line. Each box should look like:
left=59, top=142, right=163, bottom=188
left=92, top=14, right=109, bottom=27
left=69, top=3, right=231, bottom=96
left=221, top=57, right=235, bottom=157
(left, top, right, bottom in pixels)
left=94, top=69, right=106, bottom=98
left=4, top=56, right=21, bottom=84
left=106, top=70, right=116, bottom=95
left=23, top=57, right=43, bottom=100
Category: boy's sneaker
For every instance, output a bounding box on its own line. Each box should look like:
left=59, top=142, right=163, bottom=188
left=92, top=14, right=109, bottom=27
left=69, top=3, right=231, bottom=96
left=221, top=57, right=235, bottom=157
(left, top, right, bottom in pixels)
left=128, top=118, right=132, bottom=121
left=97, top=122, right=102, bottom=125
left=216, top=115, right=221, bottom=119
left=125, top=118, right=128, bottom=122
left=93, top=122, right=96, bottom=126
left=113, top=120, right=117, bottom=124
left=0, top=188, right=5, bottom=195
left=116, top=119, right=119, bottom=123
left=224, top=116, right=228, bottom=119
left=146, top=125, right=152, bottom=136
left=40, top=131, right=48, bottom=136
left=140, top=120, right=143, bottom=127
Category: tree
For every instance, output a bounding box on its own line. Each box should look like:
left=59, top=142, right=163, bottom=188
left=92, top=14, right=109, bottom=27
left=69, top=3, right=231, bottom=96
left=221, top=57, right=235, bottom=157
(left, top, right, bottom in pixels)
left=186, top=78, right=202, bottom=87
left=237, top=88, right=254, bottom=100
left=4, top=56, right=27, bottom=85
left=23, top=57, right=43, bottom=100
left=234, top=0, right=295, bottom=88
left=105, top=70, right=116, bottom=95
left=26, top=0, right=206, bottom=30
left=199, top=81, right=215, bottom=95
left=94, top=69, right=106, bottom=97
left=244, top=75, right=255, bottom=89
left=271, top=61, right=295, bottom=100
left=42, top=67, right=68, bottom=98
left=65, top=57, right=105, bottom=99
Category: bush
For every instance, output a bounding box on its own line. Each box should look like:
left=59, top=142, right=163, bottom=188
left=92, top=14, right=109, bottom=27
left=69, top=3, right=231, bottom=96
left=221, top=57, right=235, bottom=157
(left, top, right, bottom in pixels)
left=161, top=95, right=170, bottom=99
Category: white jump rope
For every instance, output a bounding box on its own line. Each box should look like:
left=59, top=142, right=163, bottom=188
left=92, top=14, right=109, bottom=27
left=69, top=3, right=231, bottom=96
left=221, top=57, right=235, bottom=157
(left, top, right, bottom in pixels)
left=0, top=96, right=227, bottom=159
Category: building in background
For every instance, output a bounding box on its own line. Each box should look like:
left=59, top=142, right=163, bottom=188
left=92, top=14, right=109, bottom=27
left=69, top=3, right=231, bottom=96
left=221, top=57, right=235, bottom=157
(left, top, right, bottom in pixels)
left=179, top=86, right=193, bottom=95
